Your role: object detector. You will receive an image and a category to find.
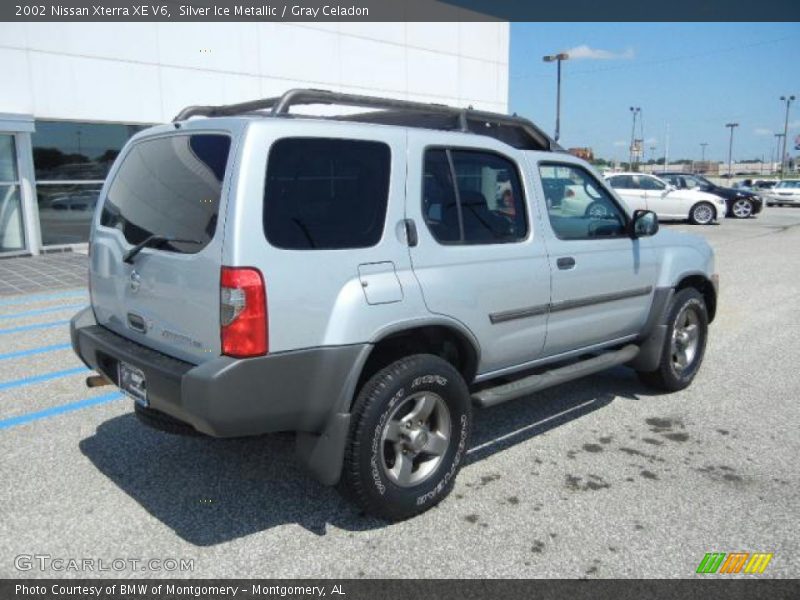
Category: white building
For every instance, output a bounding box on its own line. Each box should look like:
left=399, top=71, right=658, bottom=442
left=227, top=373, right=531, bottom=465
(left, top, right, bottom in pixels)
left=0, top=22, right=510, bottom=256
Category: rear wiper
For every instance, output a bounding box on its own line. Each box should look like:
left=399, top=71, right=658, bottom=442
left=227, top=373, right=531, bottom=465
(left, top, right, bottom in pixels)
left=123, top=234, right=202, bottom=264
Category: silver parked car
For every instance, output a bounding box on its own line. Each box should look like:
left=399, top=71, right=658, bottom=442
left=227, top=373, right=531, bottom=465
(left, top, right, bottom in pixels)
left=71, top=90, right=718, bottom=521
left=764, top=179, right=800, bottom=206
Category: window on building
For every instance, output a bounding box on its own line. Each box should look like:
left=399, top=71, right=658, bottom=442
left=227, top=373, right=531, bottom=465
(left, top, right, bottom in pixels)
left=0, top=135, right=25, bottom=253
left=263, top=138, right=391, bottom=250
left=32, top=120, right=149, bottom=245
left=423, top=148, right=527, bottom=244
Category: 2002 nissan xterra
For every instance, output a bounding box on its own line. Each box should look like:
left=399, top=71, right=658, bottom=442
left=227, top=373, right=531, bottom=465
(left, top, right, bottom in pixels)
left=71, top=89, right=718, bottom=521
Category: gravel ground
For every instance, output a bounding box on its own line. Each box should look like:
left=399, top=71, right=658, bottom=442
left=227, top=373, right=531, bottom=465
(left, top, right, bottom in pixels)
left=0, top=209, right=798, bottom=579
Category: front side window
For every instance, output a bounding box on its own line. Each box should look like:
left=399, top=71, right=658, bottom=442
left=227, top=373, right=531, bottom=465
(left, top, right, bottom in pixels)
left=539, top=163, right=627, bottom=240
left=423, top=148, right=527, bottom=245
left=101, top=134, right=231, bottom=254
left=264, top=138, right=390, bottom=250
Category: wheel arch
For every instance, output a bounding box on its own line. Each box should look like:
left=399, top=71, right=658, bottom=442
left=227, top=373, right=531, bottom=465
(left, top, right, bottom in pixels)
left=675, top=273, right=717, bottom=323
left=354, top=321, right=481, bottom=407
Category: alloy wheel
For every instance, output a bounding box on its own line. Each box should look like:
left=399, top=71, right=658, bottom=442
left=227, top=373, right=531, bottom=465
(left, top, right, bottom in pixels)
left=671, top=305, right=701, bottom=373
left=693, top=204, right=714, bottom=224
left=380, top=391, right=452, bottom=487
left=732, top=198, right=753, bottom=218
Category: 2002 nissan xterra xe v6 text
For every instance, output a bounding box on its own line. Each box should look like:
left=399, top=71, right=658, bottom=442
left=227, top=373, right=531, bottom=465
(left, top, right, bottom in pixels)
left=71, top=89, right=718, bottom=521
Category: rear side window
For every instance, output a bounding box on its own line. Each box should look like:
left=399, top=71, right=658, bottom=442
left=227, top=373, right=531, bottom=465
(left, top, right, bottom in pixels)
left=423, top=148, right=527, bottom=245
left=101, top=134, right=230, bottom=254
left=264, top=138, right=390, bottom=250
left=607, top=175, right=636, bottom=189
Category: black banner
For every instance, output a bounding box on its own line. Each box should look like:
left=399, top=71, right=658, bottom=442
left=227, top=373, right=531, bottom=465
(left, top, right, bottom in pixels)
left=2, top=580, right=800, bottom=600
left=3, top=0, right=800, bottom=21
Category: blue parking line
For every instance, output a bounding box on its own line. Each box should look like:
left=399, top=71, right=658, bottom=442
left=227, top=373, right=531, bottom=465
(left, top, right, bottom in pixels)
left=0, top=392, right=124, bottom=431
left=0, top=320, right=70, bottom=335
left=0, top=304, right=86, bottom=320
left=0, top=366, right=89, bottom=392
left=0, top=290, right=87, bottom=307
left=0, top=343, right=72, bottom=362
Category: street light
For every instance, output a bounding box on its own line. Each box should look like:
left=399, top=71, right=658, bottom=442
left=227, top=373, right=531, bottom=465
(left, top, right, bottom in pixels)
left=779, top=95, right=795, bottom=179
left=543, top=52, right=569, bottom=142
left=700, top=142, right=708, bottom=163
left=629, top=107, right=641, bottom=169
left=775, top=133, right=785, bottom=175
left=725, top=123, right=739, bottom=179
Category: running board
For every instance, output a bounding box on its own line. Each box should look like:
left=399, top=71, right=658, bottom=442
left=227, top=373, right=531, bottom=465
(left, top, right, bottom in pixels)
left=472, top=344, right=640, bottom=408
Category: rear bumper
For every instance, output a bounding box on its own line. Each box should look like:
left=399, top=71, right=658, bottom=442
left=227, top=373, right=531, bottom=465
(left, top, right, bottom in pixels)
left=70, top=307, right=368, bottom=437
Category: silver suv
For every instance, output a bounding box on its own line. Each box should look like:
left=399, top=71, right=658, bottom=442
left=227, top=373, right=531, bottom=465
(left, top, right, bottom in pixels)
left=71, top=89, right=718, bottom=521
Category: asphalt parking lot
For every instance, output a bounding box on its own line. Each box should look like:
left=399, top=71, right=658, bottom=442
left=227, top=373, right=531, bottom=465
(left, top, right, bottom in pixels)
left=1, top=209, right=798, bottom=579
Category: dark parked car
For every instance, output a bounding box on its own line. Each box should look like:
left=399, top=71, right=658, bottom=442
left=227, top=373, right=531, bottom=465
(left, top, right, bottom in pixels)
left=655, top=172, right=763, bottom=219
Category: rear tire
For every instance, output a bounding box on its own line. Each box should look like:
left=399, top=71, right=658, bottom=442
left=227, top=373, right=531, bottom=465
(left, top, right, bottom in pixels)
left=689, top=202, right=716, bottom=225
left=637, top=288, right=708, bottom=392
left=340, top=354, right=471, bottom=521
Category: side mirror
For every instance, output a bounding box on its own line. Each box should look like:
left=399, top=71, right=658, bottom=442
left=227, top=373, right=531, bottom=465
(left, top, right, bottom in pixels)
left=631, top=209, right=659, bottom=238
left=665, top=184, right=676, bottom=193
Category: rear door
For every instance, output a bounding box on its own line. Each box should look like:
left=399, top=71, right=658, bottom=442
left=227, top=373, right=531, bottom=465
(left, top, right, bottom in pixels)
left=406, top=131, right=551, bottom=376
left=90, top=126, right=238, bottom=364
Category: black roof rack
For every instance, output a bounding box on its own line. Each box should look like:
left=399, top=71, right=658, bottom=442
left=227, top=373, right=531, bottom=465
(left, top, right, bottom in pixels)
left=172, top=88, right=561, bottom=152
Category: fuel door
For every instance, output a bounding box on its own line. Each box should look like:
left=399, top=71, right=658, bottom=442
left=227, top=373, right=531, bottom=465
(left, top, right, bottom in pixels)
left=358, top=262, right=403, bottom=305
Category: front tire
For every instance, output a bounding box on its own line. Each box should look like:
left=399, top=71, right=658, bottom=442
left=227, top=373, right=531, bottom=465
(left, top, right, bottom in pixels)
left=637, top=288, right=708, bottom=392
left=689, top=202, right=716, bottom=225
left=340, top=354, right=471, bottom=521
left=730, top=198, right=753, bottom=218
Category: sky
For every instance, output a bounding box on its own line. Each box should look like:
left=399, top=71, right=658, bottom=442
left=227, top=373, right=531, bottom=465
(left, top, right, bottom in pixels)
left=509, top=22, right=800, bottom=163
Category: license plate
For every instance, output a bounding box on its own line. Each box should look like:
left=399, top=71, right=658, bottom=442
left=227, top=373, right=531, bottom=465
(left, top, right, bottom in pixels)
left=118, top=361, right=148, bottom=407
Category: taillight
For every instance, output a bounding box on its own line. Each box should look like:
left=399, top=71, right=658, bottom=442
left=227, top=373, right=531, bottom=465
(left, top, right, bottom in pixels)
left=220, top=267, right=267, bottom=358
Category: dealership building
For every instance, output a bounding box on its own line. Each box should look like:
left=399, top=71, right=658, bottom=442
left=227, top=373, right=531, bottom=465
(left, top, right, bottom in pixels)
left=0, top=22, right=510, bottom=256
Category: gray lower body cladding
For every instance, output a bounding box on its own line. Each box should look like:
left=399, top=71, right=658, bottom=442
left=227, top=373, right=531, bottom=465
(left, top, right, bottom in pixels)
left=70, top=307, right=368, bottom=438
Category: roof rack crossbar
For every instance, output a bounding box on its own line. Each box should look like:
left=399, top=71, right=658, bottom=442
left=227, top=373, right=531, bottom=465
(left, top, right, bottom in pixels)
left=172, top=88, right=560, bottom=151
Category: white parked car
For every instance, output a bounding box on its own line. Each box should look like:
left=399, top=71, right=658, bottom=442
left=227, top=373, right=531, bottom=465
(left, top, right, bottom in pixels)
left=605, top=172, right=727, bottom=225
left=764, top=179, right=800, bottom=206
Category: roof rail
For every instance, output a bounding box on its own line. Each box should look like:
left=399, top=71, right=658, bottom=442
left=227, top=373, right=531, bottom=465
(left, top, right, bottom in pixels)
left=172, top=88, right=561, bottom=151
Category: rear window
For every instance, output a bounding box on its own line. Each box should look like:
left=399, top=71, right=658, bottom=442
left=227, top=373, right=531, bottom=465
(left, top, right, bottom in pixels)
left=263, top=138, right=390, bottom=250
left=100, top=134, right=231, bottom=253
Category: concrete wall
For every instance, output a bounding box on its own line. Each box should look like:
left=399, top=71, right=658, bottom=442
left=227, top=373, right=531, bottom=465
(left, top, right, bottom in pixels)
left=1, top=22, right=510, bottom=122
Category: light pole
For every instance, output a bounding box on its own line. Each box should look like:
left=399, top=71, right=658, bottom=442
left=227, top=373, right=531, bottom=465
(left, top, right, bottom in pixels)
left=700, top=142, right=708, bottom=163
left=725, top=123, right=739, bottom=179
left=779, top=95, right=795, bottom=179
left=629, top=107, right=641, bottom=169
left=775, top=133, right=785, bottom=175
left=543, top=52, right=569, bottom=142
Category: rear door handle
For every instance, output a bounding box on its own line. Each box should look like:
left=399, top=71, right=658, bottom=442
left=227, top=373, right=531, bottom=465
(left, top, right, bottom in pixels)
left=557, top=256, right=576, bottom=270
left=403, top=219, right=418, bottom=247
